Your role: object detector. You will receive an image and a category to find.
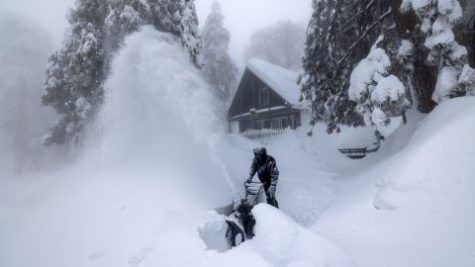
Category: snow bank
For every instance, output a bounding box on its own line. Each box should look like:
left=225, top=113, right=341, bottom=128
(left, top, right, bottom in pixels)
left=242, top=204, right=356, bottom=267
left=200, top=205, right=357, bottom=267
left=313, top=97, right=475, bottom=267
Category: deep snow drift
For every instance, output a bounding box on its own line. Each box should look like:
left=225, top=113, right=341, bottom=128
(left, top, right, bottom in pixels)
left=313, top=97, right=475, bottom=267
left=0, top=27, right=352, bottom=267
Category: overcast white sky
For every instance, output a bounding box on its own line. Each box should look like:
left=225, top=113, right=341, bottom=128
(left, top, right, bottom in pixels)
left=195, top=0, right=312, bottom=67
left=0, top=0, right=312, bottom=67
left=0, top=0, right=75, bottom=45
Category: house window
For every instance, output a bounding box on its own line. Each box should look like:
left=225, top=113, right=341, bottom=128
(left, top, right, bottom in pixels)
left=258, top=87, right=270, bottom=107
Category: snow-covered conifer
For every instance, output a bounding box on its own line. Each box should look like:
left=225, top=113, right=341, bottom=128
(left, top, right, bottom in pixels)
left=147, top=0, right=202, bottom=66
left=104, top=0, right=149, bottom=53
left=401, top=0, right=468, bottom=103
left=201, top=1, right=238, bottom=106
left=42, top=0, right=108, bottom=145
left=300, top=0, right=383, bottom=133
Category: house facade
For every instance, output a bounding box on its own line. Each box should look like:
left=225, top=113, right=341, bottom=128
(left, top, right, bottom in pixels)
left=227, top=59, right=308, bottom=138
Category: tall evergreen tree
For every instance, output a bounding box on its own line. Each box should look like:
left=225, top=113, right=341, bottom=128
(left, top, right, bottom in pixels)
left=301, top=0, right=473, bottom=138
left=201, top=1, right=238, bottom=106
left=400, top=0, right=467, bottom=104
left=147, top=0, right=202, bottom=66
left=104, top=0, right=149, bottom=53
left=42, top=0, right=108, bottom=145
left=346, top=2, right=414, bottom=138
left=300, top=0, right=377, bottom=134
left=43, top=0, right=204, bottom=145
left=300, top=0, right=419, bottom=135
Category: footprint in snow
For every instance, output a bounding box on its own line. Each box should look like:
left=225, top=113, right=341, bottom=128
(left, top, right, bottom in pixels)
left=128, top=247, right=154, bottom=266
left=89, top=249, right=107, bottom=262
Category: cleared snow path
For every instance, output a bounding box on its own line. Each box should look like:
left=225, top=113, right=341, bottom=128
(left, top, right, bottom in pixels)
left=219, top=121, right=388, bottom=230
left=217, top=131, right=344, bottom=227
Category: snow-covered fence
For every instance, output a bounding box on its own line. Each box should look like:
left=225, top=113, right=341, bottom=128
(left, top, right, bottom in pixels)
left=242, top=128, right=291, bottom=140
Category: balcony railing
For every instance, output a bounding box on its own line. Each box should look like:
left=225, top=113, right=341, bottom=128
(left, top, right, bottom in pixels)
left=241, top=128, right=291, bottom=140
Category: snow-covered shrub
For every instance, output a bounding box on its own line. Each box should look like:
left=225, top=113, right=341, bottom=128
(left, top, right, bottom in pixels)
left=349, top=36, right=410, bottom=137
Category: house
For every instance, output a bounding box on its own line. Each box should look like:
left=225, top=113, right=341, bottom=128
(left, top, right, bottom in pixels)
left=227, top=59, right=308, bottom=139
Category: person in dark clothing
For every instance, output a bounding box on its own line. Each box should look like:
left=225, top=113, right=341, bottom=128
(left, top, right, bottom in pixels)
left=246, top=147, right=279, bottom=208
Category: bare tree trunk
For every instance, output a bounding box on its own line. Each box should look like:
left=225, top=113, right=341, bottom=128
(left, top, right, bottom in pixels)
left=413, top=47, right=438, bottom=112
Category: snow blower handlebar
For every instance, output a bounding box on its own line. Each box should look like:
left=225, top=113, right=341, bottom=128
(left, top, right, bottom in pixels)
left=244, top=181, right=265, bottom=206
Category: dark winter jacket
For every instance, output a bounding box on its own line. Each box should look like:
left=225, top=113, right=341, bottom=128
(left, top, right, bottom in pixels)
left=249, top=155, right=279, bottom=188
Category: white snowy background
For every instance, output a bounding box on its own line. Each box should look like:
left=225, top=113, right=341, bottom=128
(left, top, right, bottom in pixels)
left=1, top=0, right=475, bottom=266
left=1, top=26, right=474, bottom=267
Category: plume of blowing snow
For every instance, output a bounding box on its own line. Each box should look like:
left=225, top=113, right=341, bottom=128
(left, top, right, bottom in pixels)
left=95, top=26, right=220, bottom=163
left=86, top=26, right=233, bottom=207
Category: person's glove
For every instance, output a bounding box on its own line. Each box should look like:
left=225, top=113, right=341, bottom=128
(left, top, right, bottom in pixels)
left=267, top=185, right=276, bottom=198
left=246, top=177, right=253, bottom=184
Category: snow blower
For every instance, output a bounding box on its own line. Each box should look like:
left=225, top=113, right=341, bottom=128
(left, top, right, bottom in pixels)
left=200, top=181, right=265, bottom=251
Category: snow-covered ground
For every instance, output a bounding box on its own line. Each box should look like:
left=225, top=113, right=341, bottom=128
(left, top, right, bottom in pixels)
left=0, top=27, right=352, bottom=267
left=313, top=97, right=475, bottom=267
left=1, top=26, right=474, bottom=267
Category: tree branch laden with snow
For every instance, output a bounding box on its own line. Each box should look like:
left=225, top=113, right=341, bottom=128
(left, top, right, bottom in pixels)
left=349, top=36, right=410, bottom=137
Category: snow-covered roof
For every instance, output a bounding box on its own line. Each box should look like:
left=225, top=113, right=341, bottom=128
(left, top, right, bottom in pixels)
left=247, top=58, right=301, bottom=104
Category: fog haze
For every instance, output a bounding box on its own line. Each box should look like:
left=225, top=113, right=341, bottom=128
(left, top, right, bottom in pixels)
left=195, top=0, right=312, bottom=67
left=0, top=0, right=75, bottom=47
left=0, top=0, right=312, bottom=65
